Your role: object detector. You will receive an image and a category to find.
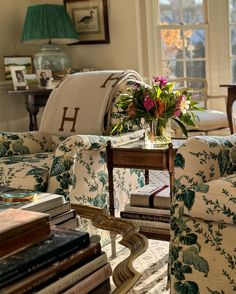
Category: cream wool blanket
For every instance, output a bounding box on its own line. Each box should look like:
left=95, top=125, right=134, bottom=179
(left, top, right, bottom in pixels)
left=39, top=70, right=143, bottom=136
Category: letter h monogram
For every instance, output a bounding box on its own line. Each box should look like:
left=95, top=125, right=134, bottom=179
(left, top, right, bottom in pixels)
left=59, top=107, right=80, bottom=132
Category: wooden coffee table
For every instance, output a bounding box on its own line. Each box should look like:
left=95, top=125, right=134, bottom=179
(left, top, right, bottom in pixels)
left=106, top=138, right=185, bottom=241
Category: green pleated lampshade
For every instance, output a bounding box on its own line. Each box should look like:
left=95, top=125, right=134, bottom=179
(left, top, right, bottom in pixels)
left=21, top=4, right=79, bottom=80
left=21, top=4, right=79, bottom=45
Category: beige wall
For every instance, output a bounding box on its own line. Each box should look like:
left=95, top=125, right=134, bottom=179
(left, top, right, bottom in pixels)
left=0, top=0, right=142, bottom=131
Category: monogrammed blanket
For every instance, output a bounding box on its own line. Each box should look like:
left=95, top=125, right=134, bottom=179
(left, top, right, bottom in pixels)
left=39, top=70, right=143, bottom=136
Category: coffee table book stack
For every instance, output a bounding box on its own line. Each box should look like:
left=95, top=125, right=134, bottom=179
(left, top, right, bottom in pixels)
left=0, top=187, right=79, bottom=229
left=120, top=184, right=171, bottom=240
left=0, top=208, right=113, bottom=294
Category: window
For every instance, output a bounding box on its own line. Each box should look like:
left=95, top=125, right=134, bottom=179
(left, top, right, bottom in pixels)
left=158, top=0, right=207, bottom=80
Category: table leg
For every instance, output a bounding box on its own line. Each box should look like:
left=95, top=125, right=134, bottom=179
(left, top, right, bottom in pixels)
left=145, top=169, right=149, bottom=185
left=25, top=95, right=39, bottom=131
left=227, top=87, right=236, bottom=134
left=106, top=143, right=117, bottom=257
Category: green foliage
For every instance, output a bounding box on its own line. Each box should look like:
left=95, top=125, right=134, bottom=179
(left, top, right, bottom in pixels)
left=183, top=246, right=209, bottom=275
left=174, top=281, right=199, bottom=294
left=175, top=153, right=185, bottom=168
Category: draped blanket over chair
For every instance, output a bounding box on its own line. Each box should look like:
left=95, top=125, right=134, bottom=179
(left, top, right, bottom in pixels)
left=170, top=135, right=236, bottom=293
left=0, top=71, right=145, bottom=235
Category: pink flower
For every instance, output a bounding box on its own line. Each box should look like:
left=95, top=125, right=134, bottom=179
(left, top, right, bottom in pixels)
left=144, top=96, right=155, bottom=111
left=152, top=76, right=168, bottom=88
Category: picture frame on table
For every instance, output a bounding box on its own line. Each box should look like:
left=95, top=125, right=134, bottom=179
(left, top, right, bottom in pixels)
left=64, top=0, right=110, bottom=44
left=3, top=56, right=33, bottom=80
left=10, top=66, right=28, bottom=90
left=36, top=69, right=53, bottom=88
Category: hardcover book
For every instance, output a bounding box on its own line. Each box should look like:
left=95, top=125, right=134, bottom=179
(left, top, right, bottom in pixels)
left=0, top=223, right=51, bottom=259
left=51, top=209, right=77, bottom=226
left=63, top=263, right=112, bottom=294
left=1, top=242, right=102, bottom=294
left=128, top=218, right=170, bottom=230
left=130, top=184, right=170, bottom=209
left=0, top=208, right=50, bottom=242
left=0, top=192, right=65, bottom=213
left=123, top=203, right=170, bottom=215
left=44, top=201, right=71, bottom=218
left=0, top=227, right=90, bottom=288
left=36, top=252, right=108, bottom=294
left=120, top=211, right=170, bottom=223
left=56, top=217, right=79, bottom=230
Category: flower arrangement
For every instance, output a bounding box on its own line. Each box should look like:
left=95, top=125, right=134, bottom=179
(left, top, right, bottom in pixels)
left=111, top=76, right=201, bottom=140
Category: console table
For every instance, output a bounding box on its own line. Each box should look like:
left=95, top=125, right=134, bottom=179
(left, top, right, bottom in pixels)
left=220, top=84, right=236, bottom=134
left=8, top=88, right=52, bottom=131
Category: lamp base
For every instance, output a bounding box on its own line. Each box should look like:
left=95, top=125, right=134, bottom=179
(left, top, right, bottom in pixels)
left=34, top=43, right=71, bottom=80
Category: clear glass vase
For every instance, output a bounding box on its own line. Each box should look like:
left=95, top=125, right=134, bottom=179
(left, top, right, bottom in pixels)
left=145, top=119, right=172, bottom=148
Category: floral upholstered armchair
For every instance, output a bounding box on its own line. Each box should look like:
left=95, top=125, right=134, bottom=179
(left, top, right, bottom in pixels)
left=170, top=135, right=236, bottom=293
left=0, top=70, right=145, bottom=222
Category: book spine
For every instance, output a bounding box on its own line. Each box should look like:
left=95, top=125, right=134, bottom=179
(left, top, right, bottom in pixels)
left=139, top=226, right=170, bottom=235
left=37, top=253, right=108, bottom=294
left=51, top=209, right=76, bottom=225
left=47, top=202, right=71, bottom=218
left=128, top=219, right=170, bottom=229
left=130, top=195, right=170, bottom=209
left=124, top=204, right=169, bottom=215
left=2, top=243, right=101, bottom=294
left=63, top=263, right=112, bottom=294
left=120, top=211, right=170, bottom=223
left=0, top=231, right=90, bottom=288
left=56, top=217, right=79, bottom=229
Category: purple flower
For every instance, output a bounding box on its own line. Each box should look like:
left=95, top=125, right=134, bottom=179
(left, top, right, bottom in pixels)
left=144, top=95, right=155, bottom=111
left=153, top=76, right=168, bottom=88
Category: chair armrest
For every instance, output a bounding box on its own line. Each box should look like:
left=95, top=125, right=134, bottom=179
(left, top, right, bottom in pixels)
left=71, top=203, right=148, bottom=294
left=175, top=135, right=236, bottom=189
left=54, top=129, right=145, bottom=156
left=0, top=131, right=53, bottom=157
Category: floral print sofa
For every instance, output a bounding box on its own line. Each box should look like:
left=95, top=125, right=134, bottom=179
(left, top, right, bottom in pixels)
left=170, top=134, right=236, bottom=293
left=0, top=71, right=145, bottom=234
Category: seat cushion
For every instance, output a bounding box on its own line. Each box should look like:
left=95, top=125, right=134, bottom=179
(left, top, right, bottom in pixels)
left=0, top=152, right=53, bottom=192
left=187, top=109, right=228, bottom=131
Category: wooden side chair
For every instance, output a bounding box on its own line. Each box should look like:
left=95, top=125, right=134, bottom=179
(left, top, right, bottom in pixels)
left=171, top=77, right=230, bottom=136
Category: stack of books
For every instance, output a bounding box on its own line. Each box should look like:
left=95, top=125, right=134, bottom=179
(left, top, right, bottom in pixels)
left=0, top=187, right=79, bottom=229
left=0, top=208, right=113, bottom=294
left=120, top=184, right=171, bottom=236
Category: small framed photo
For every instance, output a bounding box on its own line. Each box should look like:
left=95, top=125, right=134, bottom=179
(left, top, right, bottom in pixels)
left=64, top=0, right=110, bottom=44
left=10, top=66, right=28, bottom=90
left=25, top=74, right=39, bottom=88
left=3, top=56, right=33, bottom=80
left=36, top=70, right=53, bottom=88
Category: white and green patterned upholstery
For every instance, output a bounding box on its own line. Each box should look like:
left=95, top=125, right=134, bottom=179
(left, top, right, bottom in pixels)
left=0, top=72, right=145, bottom=240
left=170, top=135, right=236, bottom=293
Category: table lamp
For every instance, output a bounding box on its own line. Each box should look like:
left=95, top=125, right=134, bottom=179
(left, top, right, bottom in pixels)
left=21, top=4, right=79, bottom=80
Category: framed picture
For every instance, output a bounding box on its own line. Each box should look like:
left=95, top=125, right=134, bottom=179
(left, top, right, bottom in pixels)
left=36, top=69, right=53, bottom=88
left=10, top=66, right=28, bottom=90
left=25, top=74, right=39, bottom=88
left=3, top=56, right=33, bottom=80
left=64, top=0, right=110, bottom=44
